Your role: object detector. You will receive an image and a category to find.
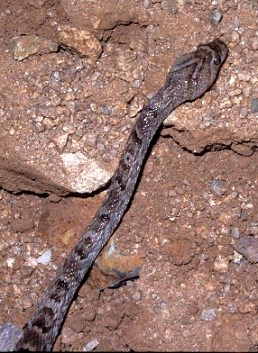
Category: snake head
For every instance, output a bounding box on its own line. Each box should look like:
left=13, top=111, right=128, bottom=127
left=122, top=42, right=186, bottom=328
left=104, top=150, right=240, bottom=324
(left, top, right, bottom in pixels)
left=168, top=38, right=228, bottom=102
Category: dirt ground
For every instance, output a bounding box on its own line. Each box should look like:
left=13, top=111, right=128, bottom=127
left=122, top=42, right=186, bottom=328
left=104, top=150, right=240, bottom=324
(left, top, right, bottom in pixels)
left=0, top=0, right=257, bottom=352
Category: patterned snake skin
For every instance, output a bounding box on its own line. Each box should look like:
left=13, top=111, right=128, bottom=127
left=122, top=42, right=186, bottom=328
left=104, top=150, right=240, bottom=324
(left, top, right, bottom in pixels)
left=15, top=38, right=228, bottom=351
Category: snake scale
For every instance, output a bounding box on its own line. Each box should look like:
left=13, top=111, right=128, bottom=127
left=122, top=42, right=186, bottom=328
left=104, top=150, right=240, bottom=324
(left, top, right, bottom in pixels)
left=15, top=38, right=228, bottom=351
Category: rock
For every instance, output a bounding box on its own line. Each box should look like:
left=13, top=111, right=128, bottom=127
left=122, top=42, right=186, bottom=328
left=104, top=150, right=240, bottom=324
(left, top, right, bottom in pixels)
left=36, top=249, right=52, bottom=265
left=161, top=239, right=193, bottom=265
left=211, top=9, right=223, bottom=26
left=89, top=240, right=143, bottom=290
left=84, top=338, right=100, bottom=352
left=214, top=255, right=229, bottom=273
left=250, top=98, right=258, bottom=113
left=13, top=35, right=58, bottom=61
left=230, top=227, right=240, bottom=239
left=233, top=236, right=258, bottom=263
left=57, top=25, right=102, bottom=62
left=200, top=308, right=217, bottom=321
left=210, top=179, right=227, bottom=197
left=60, top=152, right=112, bottom=194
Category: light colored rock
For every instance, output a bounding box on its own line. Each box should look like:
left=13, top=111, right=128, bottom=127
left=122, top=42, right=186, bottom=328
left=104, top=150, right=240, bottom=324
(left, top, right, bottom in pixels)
left=61, top=152, right=112, bottom=193
left=37, top=249, right=52, bottom=265
left=57, top=25, right=102, bottom=61
left=84, top=338, right=99, bottom=352
left=213, top=255, right=229, bottom=273
left=200, top=308, right=217, bottom=321
left=13, top=35, right=58, bottom=61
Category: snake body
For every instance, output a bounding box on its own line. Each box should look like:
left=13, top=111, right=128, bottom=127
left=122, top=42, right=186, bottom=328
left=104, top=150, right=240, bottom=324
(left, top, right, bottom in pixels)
left=16, top=38, right=228, bottom=351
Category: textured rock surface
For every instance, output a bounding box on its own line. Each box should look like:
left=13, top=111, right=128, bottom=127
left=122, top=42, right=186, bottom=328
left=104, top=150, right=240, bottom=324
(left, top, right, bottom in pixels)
left=12, top=35, right=58, bottom=61
left=57, top=24, right=102, bottom=61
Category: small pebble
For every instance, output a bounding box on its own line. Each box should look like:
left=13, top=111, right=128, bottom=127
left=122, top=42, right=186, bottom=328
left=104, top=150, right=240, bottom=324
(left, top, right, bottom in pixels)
left=36, top=249, right=52, bottom=265
left=248, top=222, right=258, bottom=236
left=6, top=258, right=15, bottom=268
left=214, top=255, right=229, bottom=273
left=230, top=227, right=240, bottom=239
left=211, top=9, right=223, bottom=26
left=200, top=308, right=217, bottom=321
left=132, top=290, right=141, bottom=301
left=102, top=106, right=112, bottom=115
left=84, top=338, right=99, bottom=352
left=26, top=256, right=38, bottom=268
left=232, top=250, right=243, bottom=265
left=210, top=179, right=226, bottom=196
left=250, top=98, right=258, bottom=113
left=233, top=236, right=258, bottom=263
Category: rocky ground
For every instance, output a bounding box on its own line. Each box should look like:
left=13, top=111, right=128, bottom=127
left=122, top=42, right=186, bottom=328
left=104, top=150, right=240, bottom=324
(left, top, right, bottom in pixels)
left=0, top=0, right=257, bottom=351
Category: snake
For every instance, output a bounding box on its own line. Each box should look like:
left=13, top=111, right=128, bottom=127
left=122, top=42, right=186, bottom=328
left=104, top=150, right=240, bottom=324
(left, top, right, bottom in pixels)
left=15, top=38, right=228, bottom=351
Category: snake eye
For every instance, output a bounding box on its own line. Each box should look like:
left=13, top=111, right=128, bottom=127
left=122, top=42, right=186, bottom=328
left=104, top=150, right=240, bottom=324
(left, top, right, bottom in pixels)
left=213, top=56, right=221, bottom=65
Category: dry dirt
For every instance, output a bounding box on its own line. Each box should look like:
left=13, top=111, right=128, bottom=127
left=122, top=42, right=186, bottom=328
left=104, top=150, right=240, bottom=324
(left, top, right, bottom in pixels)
left=0, top=0, right=258, bottom=352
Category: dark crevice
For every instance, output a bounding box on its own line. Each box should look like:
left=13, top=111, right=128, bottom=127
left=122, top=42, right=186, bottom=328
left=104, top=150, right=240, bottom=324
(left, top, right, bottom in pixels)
left=1, top=128, right=256, bottom=199
left=162, top=128, right=257, bottom=157
left=101, top=21, right=148, bottom=44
